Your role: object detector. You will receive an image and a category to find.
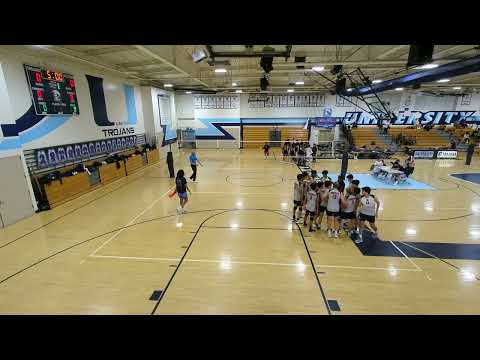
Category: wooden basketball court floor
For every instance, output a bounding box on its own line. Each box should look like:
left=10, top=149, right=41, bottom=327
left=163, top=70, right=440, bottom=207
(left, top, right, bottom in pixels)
left=1, top=148, right=480, bottom=315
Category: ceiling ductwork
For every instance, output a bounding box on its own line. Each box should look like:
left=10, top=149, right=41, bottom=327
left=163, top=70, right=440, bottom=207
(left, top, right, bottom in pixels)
left=343, top=55, right=480, bottom=96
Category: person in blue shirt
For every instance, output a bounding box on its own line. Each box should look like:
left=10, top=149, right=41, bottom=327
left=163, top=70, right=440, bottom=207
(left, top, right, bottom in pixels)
left=189, top=151, right=202, bottom=181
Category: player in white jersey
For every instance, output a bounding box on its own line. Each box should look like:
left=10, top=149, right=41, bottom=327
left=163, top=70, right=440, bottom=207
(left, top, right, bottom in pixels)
left=292, top=173, right=305, bottom=222
left=371, top=159, right=384, bottom=177
left=315, top=181, right=329, bottom=231
left=301, top=172, right=312, bottom=213
left=303, top=183, right=318, bottom=232
left=320, top=170, right=332, bottom=183
left=340, top=187, right=360, bottom=235
left=326, top=182, right=343, bottom=238
left=357, top=186, right=380, bottom=243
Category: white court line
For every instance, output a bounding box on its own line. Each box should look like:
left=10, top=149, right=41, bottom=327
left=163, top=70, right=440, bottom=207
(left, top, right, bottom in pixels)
left=87, top=186, right=174, bottom=258
left=389, top=241, right=423, bottom=271
left=315, top=264, right=421, bottom=272
left=89, top=254, right=421, bottom=271
left=91, top=255, right=179, bottom=262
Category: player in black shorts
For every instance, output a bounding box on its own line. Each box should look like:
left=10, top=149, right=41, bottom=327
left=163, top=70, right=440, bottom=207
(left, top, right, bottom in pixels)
left=315, top=181, right=329, bottom=231
left=357, top=186, right=380, bottom=242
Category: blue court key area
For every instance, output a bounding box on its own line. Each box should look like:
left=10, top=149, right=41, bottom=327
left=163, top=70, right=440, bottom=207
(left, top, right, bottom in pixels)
left=326, top=173, right=435, bottom=190
left=451, top=173, right=480, bottom=186
left=351, top=231, right=480, bottom=260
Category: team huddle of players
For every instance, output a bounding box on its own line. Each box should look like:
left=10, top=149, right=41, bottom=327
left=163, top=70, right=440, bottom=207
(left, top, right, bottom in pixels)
left=293, top=170, right=380, bottom=242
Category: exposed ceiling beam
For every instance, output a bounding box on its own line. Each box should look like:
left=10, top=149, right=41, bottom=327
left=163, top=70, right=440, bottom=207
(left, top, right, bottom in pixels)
left=433, top=45, right=469, bottom=59
left=34, top=46, right=147, bottom=82
left=114, top=59, right=167, bottom=68
left=82, top=46, right=135, bottom=56
left=376, top=45, right=408, bottom=60
left=134, top=45, right=210, bottom=88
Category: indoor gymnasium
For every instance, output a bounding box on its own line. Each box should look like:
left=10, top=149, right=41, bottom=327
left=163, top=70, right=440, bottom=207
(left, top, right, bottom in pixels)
left=1, top=45, right=480, bottom=315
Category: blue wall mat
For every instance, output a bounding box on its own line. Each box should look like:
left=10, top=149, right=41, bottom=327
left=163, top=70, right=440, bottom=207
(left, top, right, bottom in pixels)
left=123, top=85, right=137, bottom=125
left=324, top=173, right=435, bottom=190
left=451, top=173, right=480, bottom=186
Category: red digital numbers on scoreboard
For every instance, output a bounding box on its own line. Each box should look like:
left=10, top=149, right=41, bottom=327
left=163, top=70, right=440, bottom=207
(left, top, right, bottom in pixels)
left=69, top=94, right=75, bottom=102
left=69, top=79, right=75, bottom=88
left=35, top=72, right=42, bottom=83
left=36, top=89, right=43, bottom=99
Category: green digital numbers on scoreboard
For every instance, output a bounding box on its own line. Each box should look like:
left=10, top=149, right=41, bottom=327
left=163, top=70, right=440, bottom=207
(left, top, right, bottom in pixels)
left=24, top=64, right=80, bottom=116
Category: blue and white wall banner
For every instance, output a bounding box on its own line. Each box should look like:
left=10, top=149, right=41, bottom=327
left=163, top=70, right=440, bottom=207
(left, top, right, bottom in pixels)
left=311, top=117, right=337, bottom=128
left=35, top=135, right=137, bottom=169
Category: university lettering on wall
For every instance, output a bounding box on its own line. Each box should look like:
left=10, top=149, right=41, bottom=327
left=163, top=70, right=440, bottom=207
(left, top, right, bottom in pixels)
left=343, top=111, right=480, bottom=126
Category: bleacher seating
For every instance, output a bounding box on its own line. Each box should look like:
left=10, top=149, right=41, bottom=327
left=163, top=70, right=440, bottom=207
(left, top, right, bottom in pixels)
left=351, top=128, right=387, bottom=148
left=389, top=128, right=449, bottom=149
left=280, top=128, right=309, bottom=142
left=242, top=126, right=308, bottom=148
left=446, top=128, right=475, bottom=143
left=242, top=127, right=271, bottom=148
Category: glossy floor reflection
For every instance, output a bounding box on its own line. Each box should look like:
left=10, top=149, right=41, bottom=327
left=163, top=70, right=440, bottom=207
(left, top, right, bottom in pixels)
left=1, top=149, right=480, bottom=314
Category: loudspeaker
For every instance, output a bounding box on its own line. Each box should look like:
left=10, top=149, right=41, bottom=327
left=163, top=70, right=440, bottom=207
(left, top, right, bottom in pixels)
left=260, top=56, right=273, bottom=73
left=331, top=65, right=343, bottom=75
left=466, top=144, right=475, bottom=165
left=336, top=77, right=346, bottom=94
left=407, top=45, right=434, bottom=67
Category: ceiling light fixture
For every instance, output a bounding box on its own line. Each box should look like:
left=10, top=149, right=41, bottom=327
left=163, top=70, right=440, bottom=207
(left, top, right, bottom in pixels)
left=347, top=88, right=352, bottom=92
left=232, top=82, right=237, bottom=87
left=437, top=78, right=450, bottom=83
left=287, top=89, right=294, bottom=93
left=215, top=68, right=227, bottom=73
left=395, top=87, right=404, bottom=91
left=235, top=89, right=242, bottom=93
left=312, top=66, right=325, bottom=72
left=453, top=86, right=462, bottom=90
left=186, top=91, right=192, bottom=94
left=295, top=81, right=304, bottom=85
left=164, top=84, right=173, bottom=88
left=372, top=79, right=383, bottom=84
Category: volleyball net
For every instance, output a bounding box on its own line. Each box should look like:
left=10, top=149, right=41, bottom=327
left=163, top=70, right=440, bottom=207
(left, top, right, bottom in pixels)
left=177, top=139, right=347, bottom=159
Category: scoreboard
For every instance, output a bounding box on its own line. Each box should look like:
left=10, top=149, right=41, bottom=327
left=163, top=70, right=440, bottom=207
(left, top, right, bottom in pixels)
left=24, top=64, right=80, bottom=115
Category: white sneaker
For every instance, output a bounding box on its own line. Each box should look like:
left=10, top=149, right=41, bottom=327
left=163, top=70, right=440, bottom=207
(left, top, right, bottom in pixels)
left=176, top=207, right=182, bottom=214
left=355, top=233, right=363, bottom=244
left=182, top=208, right=187, bottom=214
left=327, top=229, right=332, bottom=238
left=334, top=230, right=339, bottom=238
